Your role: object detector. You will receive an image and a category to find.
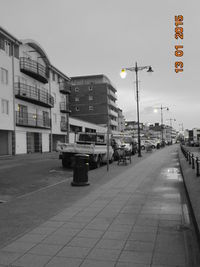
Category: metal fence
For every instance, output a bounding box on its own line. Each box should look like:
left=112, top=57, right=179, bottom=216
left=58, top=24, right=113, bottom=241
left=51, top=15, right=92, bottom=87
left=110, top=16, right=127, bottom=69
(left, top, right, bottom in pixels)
left=181, top=145, right=200, bottom=176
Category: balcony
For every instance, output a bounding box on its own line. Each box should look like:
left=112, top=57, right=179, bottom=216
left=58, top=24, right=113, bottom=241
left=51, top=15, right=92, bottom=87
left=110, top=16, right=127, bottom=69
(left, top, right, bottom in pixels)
left=108, top=89, right=117, bottom=100
left=60, top=102, right=70, bottom=113
left=60, top=121, right=68, bottom=132
left=59, top=81, right=71, bottom=94
left=16, top=111, right=51, bottom=129
left=15, top=82, right=54, bottom=108
left=108, top=108, right=118, bottom=118
left=110, top=119, right=118, bottom=127
left=20, top=57, right=48, bottom=83
left=107, top=98, right=118, bottom=110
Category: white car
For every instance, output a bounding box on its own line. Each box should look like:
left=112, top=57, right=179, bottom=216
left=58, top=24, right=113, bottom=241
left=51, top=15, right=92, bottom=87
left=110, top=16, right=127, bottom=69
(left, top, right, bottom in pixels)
left=141, top=140, right=156, bottom=150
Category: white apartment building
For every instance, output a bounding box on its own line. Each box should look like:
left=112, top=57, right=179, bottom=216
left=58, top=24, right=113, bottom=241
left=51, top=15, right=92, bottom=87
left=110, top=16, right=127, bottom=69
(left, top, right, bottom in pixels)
left=0, top=27, right=111, bottom=156
left=0, top=27, right=71, bottom=155
left=0, top=28, right=20, bottom=155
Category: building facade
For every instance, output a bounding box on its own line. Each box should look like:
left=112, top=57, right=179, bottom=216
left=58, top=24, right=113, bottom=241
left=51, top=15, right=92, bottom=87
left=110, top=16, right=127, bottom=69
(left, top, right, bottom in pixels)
left=0, top=27, right=71, bottom=155
left=0, top=28, right=20, bottom=155
left=69, top=75, right=118, bottom=131
left=117, top=108, right=125, bottom=132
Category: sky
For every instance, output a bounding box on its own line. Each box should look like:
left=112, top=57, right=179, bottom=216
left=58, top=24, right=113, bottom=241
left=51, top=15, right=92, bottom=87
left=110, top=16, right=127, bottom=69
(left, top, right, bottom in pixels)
left=0, top=0, right=199, bottom=130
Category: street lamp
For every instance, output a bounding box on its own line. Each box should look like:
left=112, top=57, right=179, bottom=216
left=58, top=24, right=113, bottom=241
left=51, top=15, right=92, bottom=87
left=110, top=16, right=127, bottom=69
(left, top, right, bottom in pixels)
left=154, top=105, right=169, bottom=145
left=120, top=62, right=153, bottom=157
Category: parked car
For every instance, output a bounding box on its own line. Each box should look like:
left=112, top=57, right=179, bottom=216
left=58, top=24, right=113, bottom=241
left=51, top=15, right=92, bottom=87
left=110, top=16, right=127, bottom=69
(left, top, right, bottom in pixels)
left=141, top=140, right=156, bottom=150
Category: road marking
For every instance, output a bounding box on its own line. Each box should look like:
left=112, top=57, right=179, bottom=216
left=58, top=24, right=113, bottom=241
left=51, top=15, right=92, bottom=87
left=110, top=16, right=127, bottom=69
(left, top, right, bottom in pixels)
left=17, top=178, right=73, bottom=200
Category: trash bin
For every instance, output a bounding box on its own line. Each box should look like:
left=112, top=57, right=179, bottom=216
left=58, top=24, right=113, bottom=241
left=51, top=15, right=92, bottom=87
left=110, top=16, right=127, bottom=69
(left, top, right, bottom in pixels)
left=71, top=154, right=90, bottom=186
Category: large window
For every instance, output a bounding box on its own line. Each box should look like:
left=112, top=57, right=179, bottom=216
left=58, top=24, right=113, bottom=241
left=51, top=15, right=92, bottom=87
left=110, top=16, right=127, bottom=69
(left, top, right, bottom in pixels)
left=1, top=68, right=8, bottom=84
left=4, top=40, right=11, bottom=56
left=89, top=106, right=94, bottom=111
left=43, top=111, right=49, bottom=127
left=1, top=99, right=9, bottom=114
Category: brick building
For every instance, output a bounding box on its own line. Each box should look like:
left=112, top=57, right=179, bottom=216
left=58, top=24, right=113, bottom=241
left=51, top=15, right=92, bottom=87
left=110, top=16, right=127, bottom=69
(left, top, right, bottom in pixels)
left=69, top=75, right=118, bottom=131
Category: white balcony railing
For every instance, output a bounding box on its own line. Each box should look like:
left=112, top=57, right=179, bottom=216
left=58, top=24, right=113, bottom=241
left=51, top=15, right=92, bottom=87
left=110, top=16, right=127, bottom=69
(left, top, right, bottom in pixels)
left=107, top=98, right=118, bottom=109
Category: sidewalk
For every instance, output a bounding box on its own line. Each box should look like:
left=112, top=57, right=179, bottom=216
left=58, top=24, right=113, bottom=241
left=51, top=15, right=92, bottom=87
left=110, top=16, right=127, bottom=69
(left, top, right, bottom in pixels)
left=0, top=147, right=191, bottom=266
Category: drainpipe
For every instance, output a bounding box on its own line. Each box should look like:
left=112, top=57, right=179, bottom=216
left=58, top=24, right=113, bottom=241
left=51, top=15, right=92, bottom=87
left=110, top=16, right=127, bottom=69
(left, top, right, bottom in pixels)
left=12, top=43, right=16, bottom=155
left=48, top=68, right=53, bottom=152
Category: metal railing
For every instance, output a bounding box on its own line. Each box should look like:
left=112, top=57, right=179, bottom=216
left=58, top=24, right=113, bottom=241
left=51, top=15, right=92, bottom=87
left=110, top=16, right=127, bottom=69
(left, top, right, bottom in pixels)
left=181, top=145, right=200, bottom=176
left=15, top=82, right=54, bottom=108
left=16, top=111, right=51, bottom=129
left=60, top=102, right=70, bottom=113
left=20, top=57, right=48, bottom=83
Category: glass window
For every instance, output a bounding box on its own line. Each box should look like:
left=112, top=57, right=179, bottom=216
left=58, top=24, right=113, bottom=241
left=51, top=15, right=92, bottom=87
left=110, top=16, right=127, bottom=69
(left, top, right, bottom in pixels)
left=75, top=97, right=79, bottom=102
left=61, top=115, right=66, bottom=122
left=88, top=85, right=93, bottom=91
left=89, top=95, right=93, bottom=101
left=1, top=68, right=8, bottom=84
left=75, top=107, right=80, bottom=111
left=89, top=106, right=94, bottom=111
left=4, top=40, right=11, bottom=56
left=1, top=99, right=9, bottom=114
left=75, top=87, right=79, bottom=92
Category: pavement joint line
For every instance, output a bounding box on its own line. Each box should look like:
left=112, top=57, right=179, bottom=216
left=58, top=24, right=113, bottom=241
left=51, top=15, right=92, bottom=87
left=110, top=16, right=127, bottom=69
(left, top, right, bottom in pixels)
left=16, top=178, right=72, bottom=200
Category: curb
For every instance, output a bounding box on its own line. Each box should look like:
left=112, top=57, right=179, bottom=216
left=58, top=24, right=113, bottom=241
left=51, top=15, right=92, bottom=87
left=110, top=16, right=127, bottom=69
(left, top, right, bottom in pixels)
left=178, top=147, right=200, bottom=246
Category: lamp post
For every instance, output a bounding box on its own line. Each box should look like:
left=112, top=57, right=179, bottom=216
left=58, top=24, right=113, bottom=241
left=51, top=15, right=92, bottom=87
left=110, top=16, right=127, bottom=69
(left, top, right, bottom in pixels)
left=154, top=105, right=169, bottom=145
left=120, top=62, right=153, bottom=157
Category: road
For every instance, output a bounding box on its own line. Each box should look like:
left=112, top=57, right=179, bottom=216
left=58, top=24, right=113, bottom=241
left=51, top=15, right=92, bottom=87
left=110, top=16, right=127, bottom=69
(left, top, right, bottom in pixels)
left=0, top=153, right=72, bottom=201
left=0, top=146, right=199, bottom=265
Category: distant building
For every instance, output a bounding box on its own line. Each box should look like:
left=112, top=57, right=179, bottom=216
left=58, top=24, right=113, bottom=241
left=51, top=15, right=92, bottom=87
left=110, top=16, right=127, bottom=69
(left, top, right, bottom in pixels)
left=69, top=75, right=118, bottom=131
left=117, top=108, right=125, bottom=132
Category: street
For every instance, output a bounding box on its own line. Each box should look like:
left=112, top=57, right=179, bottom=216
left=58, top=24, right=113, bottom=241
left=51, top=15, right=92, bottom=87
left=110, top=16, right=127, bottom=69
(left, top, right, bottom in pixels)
left=0, top=153, right=72, bottom=201
left=0, top=146, right=200, bottom=266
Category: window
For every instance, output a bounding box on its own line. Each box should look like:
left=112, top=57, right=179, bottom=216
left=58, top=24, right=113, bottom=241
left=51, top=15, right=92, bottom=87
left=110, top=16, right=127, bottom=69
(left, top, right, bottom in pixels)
left=88, top=85, right=93, bottom=91
left=75, top=107, right=80, bottom=111
left=89, top=95, right=93, bottom=101
left=43, top=111, right=49, bottom=127
left=89, top=106, right=94, bottom=111
left=4, top=40, right=11, bottom=56
left=1, top=99, right=9, bottom=114
left=75, top=97, right=79, bottom=102
left=1, top=68, right=8, bottom=84
left=61, top=116, right=66, bottom=123
left=75, top=87, right=79, bottom=92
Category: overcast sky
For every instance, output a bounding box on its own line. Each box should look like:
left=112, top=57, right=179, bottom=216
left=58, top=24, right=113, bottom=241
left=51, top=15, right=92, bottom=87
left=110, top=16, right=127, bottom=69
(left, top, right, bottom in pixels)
left=0, top=0, right=199, bottom=130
